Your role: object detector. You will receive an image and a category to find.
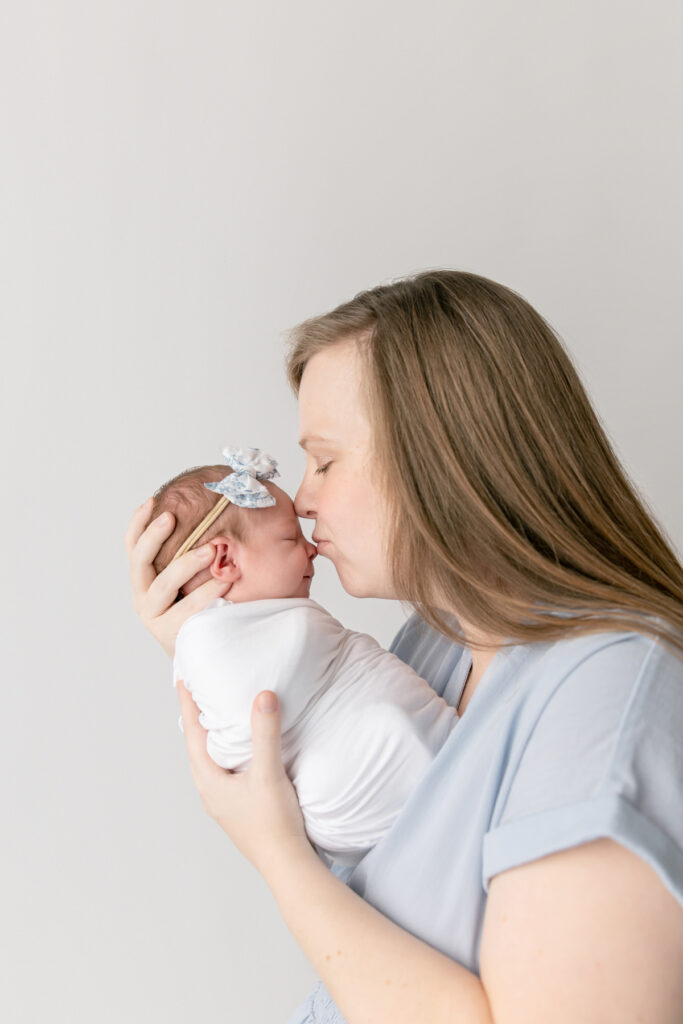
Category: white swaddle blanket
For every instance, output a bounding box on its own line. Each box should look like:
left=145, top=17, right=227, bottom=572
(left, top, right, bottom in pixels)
left=174, top=597, right=458, bottom=866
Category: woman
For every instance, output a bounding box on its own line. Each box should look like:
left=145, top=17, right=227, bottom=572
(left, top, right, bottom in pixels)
left=126, top=271, right=683, bottom=1022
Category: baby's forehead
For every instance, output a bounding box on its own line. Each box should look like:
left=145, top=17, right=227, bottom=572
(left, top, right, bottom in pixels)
left=249, top=485, right=297, bottom=531
left=267, top=482, right=295, bottom=510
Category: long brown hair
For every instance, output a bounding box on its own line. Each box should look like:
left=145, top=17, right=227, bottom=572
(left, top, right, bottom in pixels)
left=286, top=270, right=683, bottom=656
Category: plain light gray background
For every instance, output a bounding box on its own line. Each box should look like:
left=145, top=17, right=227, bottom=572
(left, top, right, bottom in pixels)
left=2, top=2, right=681, bottom=1021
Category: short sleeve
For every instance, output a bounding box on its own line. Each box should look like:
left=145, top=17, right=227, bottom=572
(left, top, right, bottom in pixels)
left=482, top=634, right=683, bottom=908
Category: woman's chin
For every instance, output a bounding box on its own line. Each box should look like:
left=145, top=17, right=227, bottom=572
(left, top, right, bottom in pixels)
left=340, top=570, right=397, bottom=601
left=326, top=553, right=393, bottom=599
left=337, top=571, right=378, bottom=599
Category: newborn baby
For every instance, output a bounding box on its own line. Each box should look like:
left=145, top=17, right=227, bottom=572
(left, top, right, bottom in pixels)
left=154, top=448, right=458, bottom=867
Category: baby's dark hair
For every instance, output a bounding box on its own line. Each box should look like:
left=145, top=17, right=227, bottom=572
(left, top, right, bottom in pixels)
left=151, top=465, right=249, bottom=576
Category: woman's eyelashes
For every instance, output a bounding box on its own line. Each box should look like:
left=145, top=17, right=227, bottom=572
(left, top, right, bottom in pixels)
left=315, top=461, right=332, bottom=476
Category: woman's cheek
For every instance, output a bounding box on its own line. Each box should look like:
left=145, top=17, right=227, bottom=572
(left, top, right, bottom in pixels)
left=327, top=475, right=347, bottom=511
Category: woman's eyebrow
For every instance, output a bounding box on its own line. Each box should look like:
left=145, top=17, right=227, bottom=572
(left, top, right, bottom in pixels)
left=298, top=434, right=339, bottom=449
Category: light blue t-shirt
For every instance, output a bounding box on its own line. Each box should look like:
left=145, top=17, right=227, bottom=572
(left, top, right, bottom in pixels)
left=288, top=613, right=683, bottom=1024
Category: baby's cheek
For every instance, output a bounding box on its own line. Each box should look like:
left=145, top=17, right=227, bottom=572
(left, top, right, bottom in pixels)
left=265, top=556, right=290, bottom=595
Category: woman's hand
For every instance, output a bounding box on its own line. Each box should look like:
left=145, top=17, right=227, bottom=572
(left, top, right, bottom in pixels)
left=124, top=497, right=231, bottom=657
left=177, top=680, right=313, bottom=876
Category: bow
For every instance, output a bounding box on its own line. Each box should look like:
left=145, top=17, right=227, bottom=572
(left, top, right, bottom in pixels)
left=204, top=446, right=280, bottom=508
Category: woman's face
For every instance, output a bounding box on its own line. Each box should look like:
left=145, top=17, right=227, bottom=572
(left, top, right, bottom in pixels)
left=294, top=339, right=396, bottom=599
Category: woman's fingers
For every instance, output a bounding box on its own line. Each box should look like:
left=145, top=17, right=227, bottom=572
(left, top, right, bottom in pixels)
left=123, top=497, right=154, bottom=556
left=125, top=499, right=228, bottom=657
left=152, top=575, right=230, bottom=658
left=249, top=692, right=285, bottom=784
left=177, top=679, right=207, bottom=761
left=166, top=573, right=232, bottom=623
left=176, top=685, right=308, bottom=871
left=128, top=511, right=177, bottom=607
left=158, top=578, right=232, bottom=644
left=177, top=680, right=226, bottom=787
left=127, top=507, right=180, bottom=610
left=145, top=545, right=217, bottom=618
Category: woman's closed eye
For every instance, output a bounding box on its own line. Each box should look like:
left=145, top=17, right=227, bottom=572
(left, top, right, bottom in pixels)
left=315, top=462, right=332, bottom=475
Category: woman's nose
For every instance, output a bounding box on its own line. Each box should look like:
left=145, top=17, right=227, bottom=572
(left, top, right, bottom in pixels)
left=294, top=479, right=315, bottom=519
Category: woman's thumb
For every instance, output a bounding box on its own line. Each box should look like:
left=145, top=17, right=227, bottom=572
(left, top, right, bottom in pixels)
left=250, top=691, right=285, bottom=780
left=258, top=691, right=278, bottom=714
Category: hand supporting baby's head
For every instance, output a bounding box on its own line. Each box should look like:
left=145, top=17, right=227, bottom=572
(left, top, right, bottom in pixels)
left=152, top=465, right=317, bottom=602
left=152, top=465, right=246, bottom=578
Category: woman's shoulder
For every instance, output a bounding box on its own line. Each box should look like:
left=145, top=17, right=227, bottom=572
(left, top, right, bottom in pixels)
left=520, top=618, right=681, bottom=708
left=479, top=620, right=683, bottom=905
left=484, top=619, right=682, bottom=766
left=394, top=609, right=680, bottom=681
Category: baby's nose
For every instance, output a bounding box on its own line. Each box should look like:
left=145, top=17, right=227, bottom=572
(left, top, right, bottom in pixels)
left=306, top=540, right=318, bottom=559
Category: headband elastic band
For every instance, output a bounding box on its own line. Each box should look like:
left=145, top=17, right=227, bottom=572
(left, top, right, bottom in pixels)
left=170, top=495, right=230, bottom=564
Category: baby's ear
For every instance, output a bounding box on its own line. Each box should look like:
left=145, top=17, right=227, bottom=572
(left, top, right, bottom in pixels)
left=207, top=537, right=242, bottom=583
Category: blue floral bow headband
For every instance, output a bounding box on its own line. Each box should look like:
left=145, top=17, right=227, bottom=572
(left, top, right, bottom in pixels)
left=169, top=446, right=279, bottom=563
left=204, top=446, right=279, bottom=508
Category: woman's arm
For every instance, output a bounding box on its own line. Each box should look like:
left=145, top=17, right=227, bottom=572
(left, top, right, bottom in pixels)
left=266, top=833, right=683, bottom=1024
left=176, top=681, right=683, bottom=1024
left=265, top=840, right=492, bottom=1024
left=480, top=838, right=683, bottom=1024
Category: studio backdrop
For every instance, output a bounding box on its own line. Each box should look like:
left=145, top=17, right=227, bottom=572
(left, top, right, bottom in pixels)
left=1, top=2, right=681, bottom=1021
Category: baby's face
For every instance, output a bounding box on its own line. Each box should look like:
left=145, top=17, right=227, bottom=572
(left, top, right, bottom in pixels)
left=226, top=484, right=318, bottom=602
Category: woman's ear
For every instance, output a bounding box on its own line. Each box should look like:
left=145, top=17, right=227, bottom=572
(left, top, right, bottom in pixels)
left=207, top=537, right=242, bottom=584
